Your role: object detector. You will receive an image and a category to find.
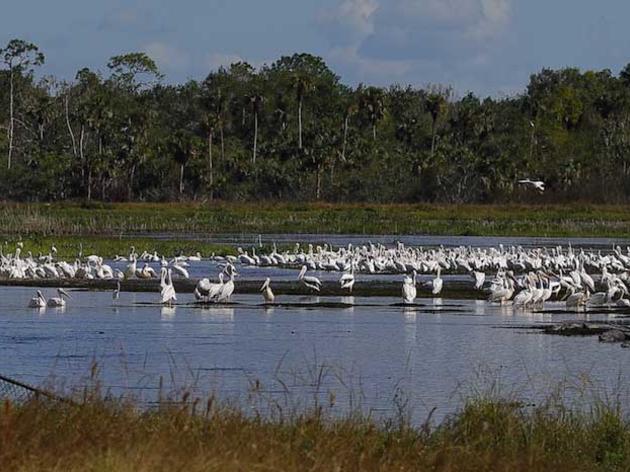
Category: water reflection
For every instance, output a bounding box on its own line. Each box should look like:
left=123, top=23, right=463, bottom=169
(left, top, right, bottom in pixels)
left=340, top=296, right=355, bottom=312
left=160, top=306, right=176, bottom=319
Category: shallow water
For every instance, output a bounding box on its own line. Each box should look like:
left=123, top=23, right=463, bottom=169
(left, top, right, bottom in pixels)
left=133, top=232, right=630, bottom=250
left=1, top=285, right=628, bottom=423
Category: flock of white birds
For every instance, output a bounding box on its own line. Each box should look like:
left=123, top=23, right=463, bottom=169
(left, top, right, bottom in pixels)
left=2, top=241, right=630, bottom=310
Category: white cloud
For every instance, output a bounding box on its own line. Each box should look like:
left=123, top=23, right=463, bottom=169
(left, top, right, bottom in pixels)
left=318, top=0, right=378, bottom=45
left=320, top=0, right=514, bottom=94
left=143, top=42, right=190, bottom=70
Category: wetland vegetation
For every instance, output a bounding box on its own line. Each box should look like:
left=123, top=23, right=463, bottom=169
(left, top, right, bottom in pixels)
left=2, top=388, right=630, bottom=471
left=3, top=202, right=630, bottom=241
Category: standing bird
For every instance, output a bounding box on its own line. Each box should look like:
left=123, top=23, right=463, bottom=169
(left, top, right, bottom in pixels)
left=473, top=271, right=485, bottom=290
left=28, top=290, right=46, bottom=308
left=298, top=266, right=322, bottom=292
left=160, top=268, right=177, bottom=306
left=47, top=288, right=71, bottom=308
left=261, top=277, right=275, bottom=303
left=113, top=280, right=121, bottom=301
left=432, top=267, right=443, bottom=296
left=402, top=271, right=417, bottom=304
left=216, top=264, right=236, bottom=302
left=339, top=264, right=355, bottom=293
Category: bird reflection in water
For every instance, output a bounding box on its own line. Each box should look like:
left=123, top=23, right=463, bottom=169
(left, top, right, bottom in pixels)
left=161, top=305, right=176, bottom=319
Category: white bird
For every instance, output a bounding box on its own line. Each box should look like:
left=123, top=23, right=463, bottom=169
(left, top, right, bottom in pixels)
left=171, top=264, right=190, bottom=279
left=339, top=266, right=355, bottom=293
left=216, top=265, right=235, bottom=302
left=402, top=270, right=417, bottom=304
left=207, top=273, right=225, bottom=301
left=518, top=178, right=545, bottom=192
left=160, top=268, right=177, bottom=305
left=113, top=281, right=121, bottom=301
left=431, top=267, right=443, bottom=296
left=261, top=277, right=275, bottom=303
left=473, top=271, right=485, bottom=290
left=47, top=288, right=71, bottom=307
left=298, top=265, right=322, bottom=292
left=28, top=290, right=46, bottom=308
left=125, top=256, right=137, bottom=279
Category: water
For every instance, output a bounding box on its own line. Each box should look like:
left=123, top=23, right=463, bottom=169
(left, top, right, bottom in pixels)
left=1, top=285, right=627, bottom=423
left=132, top=232, right=630, bottom=250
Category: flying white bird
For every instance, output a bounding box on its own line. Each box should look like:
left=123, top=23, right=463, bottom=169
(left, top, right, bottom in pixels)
left=518, top=179, right=545, bottom=192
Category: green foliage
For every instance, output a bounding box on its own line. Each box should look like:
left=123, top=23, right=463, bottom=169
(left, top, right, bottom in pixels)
left=3, top=39, right=630, bottom=203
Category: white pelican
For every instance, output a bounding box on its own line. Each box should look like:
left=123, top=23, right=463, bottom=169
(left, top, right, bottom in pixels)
left=125, top=256, right=137, bottom=279
left=517, top=178, right=545, bottom=192
left=339, top=264, right=355, bottom=293
left=298, top=266, right=322, bottom=292
left=160, top=268, right=177, bottom=305
left=566, top=290, right=588, bottom=310
left=28, top=290, right=46, bottom=308
left=47, top=288, right=71, bottom=307
left=473, top=271, right=485, bottom=290
left=216, top=264, right=236, bottom=302
left=171, top=264, right=190, bottom=279
left=261, top=277, right=275, bottom=303
left=207, top=274, right=225, bottom=301
left=432, top=267, right=443, bottom=295
left=402, top=270, right=417, bottom=304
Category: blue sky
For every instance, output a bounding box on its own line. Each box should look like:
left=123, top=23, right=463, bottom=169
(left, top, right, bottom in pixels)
left=2, top=0, right=629, bottom=97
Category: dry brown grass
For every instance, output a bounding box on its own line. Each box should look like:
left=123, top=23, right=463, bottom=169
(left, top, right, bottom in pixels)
left=1, top=393, right=629, bottom=471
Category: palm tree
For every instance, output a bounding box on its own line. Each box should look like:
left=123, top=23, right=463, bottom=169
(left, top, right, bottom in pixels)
left=293, top=74, right=312, bottom=149
left=202, top=114, right=218, bottom=199
left=359, top=86, right=385, bottom=141
left=249, top=94, right=264, bottom=164
left=426, top=93, right=447, bottom=159
left=170, top=131, right=193, bottom=197
left=341, top=101, right=357, bottom=161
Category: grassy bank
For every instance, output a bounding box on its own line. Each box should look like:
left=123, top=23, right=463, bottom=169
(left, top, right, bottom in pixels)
left=0, top=235, right=235, bottom=259
left=1, top=393, right=629, bottom=471
left=2, top=201, right=630, bottom=238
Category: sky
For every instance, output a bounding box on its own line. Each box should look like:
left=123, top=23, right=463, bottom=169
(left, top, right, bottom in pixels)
left=1, top=0, right=630, bottom=97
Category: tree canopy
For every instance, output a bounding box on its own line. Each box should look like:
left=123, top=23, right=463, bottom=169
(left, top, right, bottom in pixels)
left=2, top=39, right=630, bottom=203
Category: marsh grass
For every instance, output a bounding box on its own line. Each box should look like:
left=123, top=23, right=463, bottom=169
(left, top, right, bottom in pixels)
left=3, top=201, right=630, bottom=238
left=0, top=235, right=234, bottom=259
left=3, top=383, right=630, bottom=470
left=3, top=358, right=630, bottom=471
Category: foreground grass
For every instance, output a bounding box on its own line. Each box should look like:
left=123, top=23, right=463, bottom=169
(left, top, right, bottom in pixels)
left=2, top=201, right=630, bottom=238
left=1, top=395, right=629, bottom=471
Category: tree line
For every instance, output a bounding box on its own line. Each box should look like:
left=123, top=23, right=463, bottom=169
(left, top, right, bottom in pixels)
left=2, top=38, right=630, bottom=203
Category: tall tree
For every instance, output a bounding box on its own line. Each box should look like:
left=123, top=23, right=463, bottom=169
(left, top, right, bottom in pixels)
left=293, top=74, right=312, bottom=149
left=249, top=93, right=264, bottom=164
left=426, top=91, right=448, bottom=160
left=0, top=39, right=44, bottom=169
left=358, top=86, right=385, bottom=141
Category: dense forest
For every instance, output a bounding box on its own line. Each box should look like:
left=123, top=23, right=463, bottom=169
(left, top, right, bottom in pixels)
left=1, top=38, right=630, bottom=203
